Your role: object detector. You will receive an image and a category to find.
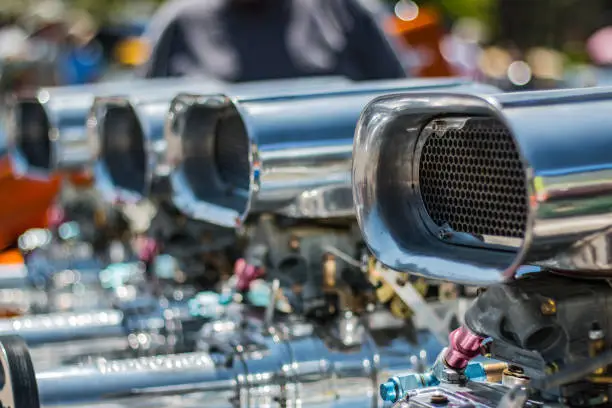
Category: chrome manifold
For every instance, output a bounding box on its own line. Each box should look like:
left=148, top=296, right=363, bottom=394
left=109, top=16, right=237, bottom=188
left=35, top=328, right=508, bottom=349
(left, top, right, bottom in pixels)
left=0, top=77, right=513, bottom=408
left=0, top=305, right=442, bottom=408
left=85, top=77, right=358, bottom=276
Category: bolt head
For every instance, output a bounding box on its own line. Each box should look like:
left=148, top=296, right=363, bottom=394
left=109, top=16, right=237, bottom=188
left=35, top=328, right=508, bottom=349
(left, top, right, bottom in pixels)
left=540, top=298, right=556, bottom=315
left=430, top=392, right=449, bottom=404
left=380, top=381, right=398, bottom=402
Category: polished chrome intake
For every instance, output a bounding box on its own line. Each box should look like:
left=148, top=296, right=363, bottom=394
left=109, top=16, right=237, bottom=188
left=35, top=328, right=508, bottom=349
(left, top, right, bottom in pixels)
left=0, top=310, right=124, bottom=345
left=5, top=78, right=219, bottom=178
left=353, top=86, right=612, bottom=285
left=88, top=77, right=352, bottom=203
left=166, top=79, right=499, bottom=227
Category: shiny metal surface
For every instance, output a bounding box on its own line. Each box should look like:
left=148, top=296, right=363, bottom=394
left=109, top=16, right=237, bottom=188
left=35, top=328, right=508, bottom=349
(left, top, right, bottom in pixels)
left=352, top=86, right=612, bottom=285
left=4, top=78, right=223, bottom=177
left=29, top=337, right=130, bottom=371
left=0, top=263, right=29, bottom=288
left=37, top=352, right=232, bottom=405
left=28, top=310, right=440, bottom=407
left=389, top=381, right=530, bottom=408
left=0, top=309, right=124, bottom=345
left=88, top=77, right=353, bottom=203
left=166, top=79, right=498, bottom=227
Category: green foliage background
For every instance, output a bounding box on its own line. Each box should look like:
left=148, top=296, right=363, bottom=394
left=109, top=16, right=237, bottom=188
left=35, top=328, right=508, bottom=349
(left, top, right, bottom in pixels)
left=69, top=0, right=498, bottom=26
left=4, top=0, right=601, bottom=63
left=388, top=0, right=496, bottom=23
left=65, top=0, right=166, bottom=23
left=1, top=0, right=499, bottom=30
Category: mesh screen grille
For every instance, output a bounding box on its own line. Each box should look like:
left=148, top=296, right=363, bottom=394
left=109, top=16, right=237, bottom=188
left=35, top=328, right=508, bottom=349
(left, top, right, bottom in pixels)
left=214, top=115, right=250, bottom=190
left=418, top=117, right=528, bottom=239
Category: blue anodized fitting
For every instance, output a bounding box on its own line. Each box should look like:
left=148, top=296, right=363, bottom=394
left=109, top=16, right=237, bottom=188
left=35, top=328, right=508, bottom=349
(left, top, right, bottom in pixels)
left=380, top=361, right=488, bottom=403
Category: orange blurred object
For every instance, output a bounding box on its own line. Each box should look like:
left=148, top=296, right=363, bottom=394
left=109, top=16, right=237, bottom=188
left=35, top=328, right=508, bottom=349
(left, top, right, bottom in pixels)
left=114, top=37, right=151, bottom=67
left=65, top=170, right=94, bottom=188
left=0, top=250, right=27, bottom=318
left=0, top=308, right=25, bottom=318
left=386, top=6, right=455, bottom=78
left=0, top=155, right=62, bottom=251
left=0, top=248, right=24, bottom=265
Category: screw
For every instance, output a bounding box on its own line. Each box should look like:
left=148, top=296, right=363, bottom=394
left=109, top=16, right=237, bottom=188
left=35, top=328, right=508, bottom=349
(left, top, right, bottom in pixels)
left=438, top=229, right=452, bottom=240
left=289, top=235, right=300, bottom=251
left=540, top=298, right=556, bottom=315
left=430, top=393, right=449, bottom=405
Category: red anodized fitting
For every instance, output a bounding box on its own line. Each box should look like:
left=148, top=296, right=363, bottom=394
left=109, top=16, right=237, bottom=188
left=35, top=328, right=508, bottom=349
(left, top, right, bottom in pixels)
left=445, top=326, right=484, bottom=370
left=234, top=258, right=265, bottom=292
left=47, top=205, right=66, bottom=229
left=136, top=236, right=159, bottom=264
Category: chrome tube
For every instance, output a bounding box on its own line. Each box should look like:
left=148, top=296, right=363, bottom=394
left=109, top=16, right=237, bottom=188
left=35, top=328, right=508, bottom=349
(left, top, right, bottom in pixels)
left=0, top=309, right=124, bottom=345
left=0, top=263, right=29, bottom=289
left=3, top=311, right=441, bottom=407
left=165, top=79, right=499, bottom=227
left=352, top=86, right=612, bottom=285
left=37, top=352, right=235, bottom=405
left=88, top=77, right=354, bottom=203
left=4, top=78, right=222, bottom=178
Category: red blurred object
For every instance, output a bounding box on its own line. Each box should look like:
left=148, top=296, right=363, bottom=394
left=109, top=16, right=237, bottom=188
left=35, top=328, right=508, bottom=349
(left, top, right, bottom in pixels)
left=386, top=6, right=455, bottom=77
left=0, top=156, right=62, bottom=251
left=136, top=236, right=159, bottom=264
left=66, top=170, right=94, bottom=188
left=47, top=204, right=66, bottom=229
left=587, top=26, right=612, bottom=66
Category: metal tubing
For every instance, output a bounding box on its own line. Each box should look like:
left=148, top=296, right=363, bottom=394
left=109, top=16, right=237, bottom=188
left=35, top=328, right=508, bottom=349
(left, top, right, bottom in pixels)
left=87, top=77, right=353, bottom=203
left=166, top=79, right=499, bottom=227
left=0, top=312, right=443, bottom=407
left=5, top=78, right=223, bottom=177
left=0, top=310, right=124, bottom=345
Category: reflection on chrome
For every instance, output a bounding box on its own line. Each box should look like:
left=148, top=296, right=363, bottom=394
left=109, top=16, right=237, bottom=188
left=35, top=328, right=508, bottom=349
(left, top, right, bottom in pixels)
left=88, top=77, right=352, bottom=203
left=166, top=79, right=498, bottom=227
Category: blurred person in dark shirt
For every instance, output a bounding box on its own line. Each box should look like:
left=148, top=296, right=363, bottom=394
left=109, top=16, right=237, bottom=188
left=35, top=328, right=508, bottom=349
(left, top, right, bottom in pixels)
left=140, top=0, right=408, bottom=81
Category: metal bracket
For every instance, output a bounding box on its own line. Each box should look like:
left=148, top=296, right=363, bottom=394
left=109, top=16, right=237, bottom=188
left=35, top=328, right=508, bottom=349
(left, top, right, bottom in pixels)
left=496, top=385, right=529, bottom=408
left=375, top=262, right=469, bottom=345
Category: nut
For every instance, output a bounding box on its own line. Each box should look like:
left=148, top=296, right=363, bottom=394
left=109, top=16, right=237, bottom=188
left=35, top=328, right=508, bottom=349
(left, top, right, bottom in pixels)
left=430, top=393, right=449, bottom=404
